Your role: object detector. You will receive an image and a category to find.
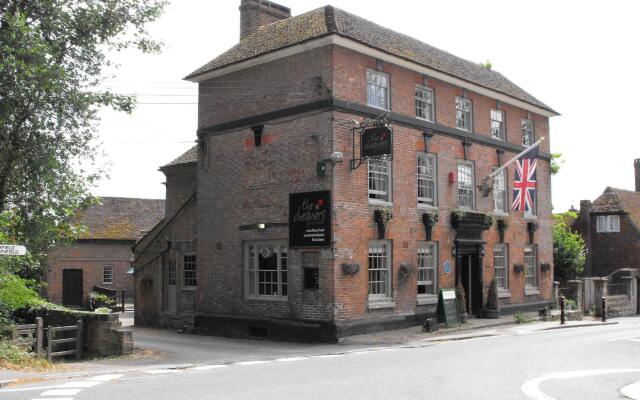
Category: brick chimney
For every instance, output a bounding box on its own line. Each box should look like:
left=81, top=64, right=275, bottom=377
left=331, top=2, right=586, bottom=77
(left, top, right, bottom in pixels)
left=635, top=158, right=640, bottom=191
left=239, top=0, right=291, bottom=41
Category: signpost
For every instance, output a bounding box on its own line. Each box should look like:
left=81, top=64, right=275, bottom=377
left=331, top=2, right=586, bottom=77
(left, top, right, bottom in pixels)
left=0, top=244, right=27, bottom=256
left=289, top=190, right=331, bottom=248
left=437, top=288, right=461, bottom=327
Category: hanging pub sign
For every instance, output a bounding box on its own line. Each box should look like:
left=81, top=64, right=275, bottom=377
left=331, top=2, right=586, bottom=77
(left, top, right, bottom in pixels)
left=289, top=190, right=331, bottom=248
left=361, top=125, right=392, bottom=159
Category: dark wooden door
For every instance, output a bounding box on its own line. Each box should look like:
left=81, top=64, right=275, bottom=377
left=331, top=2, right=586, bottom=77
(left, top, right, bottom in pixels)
left=460, top=254, right=482, bottom=315
left=62, top=269, right=83, bottom=307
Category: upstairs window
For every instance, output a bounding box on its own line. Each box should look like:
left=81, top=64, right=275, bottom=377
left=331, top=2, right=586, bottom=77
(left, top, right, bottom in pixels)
left=491, top=109, right=505, bottom=141
left=457, top=161, right=475, bottom=209
left=367, top=70, right=390, bottom=110
left=493, top=168, right=507, bottom=213
left=417, top=153, right=437, bottom=207
left=493, top=244, right=508, bottom=290
left=455, top=97, right=473, bottom=131
left=596, top=215, right=620, bottom=233
left=522, top=119, right=534, bottom=147
left=368, top=160, right=392, bottom=203
left=415, top=86, right=434, bottom=122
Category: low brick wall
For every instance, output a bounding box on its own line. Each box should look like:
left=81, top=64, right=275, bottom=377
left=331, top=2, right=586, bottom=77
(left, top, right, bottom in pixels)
left=607, top=295, right=636, bottom=318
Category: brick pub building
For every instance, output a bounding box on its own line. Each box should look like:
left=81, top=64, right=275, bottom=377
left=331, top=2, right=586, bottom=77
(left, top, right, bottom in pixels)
left=134, top=0, right=558, bottom=341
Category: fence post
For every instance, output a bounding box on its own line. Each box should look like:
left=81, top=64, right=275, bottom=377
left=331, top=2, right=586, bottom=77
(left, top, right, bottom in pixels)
left=560, top=296, right=566, bottom=325
left=76, top=319, right=83, bottom=360
left=47, top=326, right=53, bottom=362
left=121, top=290, right=126, bottom=313
left=36, top=317, right=43, bottom=358
left=568, top=280, right=584, bottom=311
left=10, top=325, right=17, bottom=341
left=593, top=277, right=608, bottom=317
left=601, top=297, right=607, bottom=322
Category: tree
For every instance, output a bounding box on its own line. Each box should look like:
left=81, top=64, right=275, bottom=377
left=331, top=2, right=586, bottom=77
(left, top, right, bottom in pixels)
left=553, top=213, right=586, bottom=282
left=0, top=0, right=166, bottom=278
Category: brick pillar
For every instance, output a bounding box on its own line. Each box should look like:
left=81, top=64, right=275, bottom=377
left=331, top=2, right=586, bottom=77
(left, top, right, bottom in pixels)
left=568, top=279, right=584, bottom=311
left=593, top=277, right=608, bottom=317
left=583, top=278, right=595, bottom=313
left=621, top=276, right=637, bottom=314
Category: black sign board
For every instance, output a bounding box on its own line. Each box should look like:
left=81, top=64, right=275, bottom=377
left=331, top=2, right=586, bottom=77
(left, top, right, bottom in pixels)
left=361, top=126, right=392, bottom=159
left=437, top=289, right=461, bottom=327
left=289, top=190, right=331, bottom=248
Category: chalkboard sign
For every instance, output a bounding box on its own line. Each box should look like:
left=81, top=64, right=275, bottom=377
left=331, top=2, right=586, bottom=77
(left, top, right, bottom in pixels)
left=437, top=289, right=461, bottom=327
left=361, top=126, right=392, bottom=159
left=289, top=190, right=331, bottom=248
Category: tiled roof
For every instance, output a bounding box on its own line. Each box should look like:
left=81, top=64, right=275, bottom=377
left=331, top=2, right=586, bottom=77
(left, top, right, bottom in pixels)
left=591, top=187, right=640, bottom=228
left=186, top=6, right=556, bottom=114
left=161, top=146, right=197, bottom=169
left=75, top=197, right=165, bottom=241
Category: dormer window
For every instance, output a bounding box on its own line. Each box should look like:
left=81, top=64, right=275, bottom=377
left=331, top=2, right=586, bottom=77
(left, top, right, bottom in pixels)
left=596, top=215, right=620, bottom=233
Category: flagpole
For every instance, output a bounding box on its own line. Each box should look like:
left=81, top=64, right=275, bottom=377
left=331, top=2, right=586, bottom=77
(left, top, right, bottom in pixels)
left=487, top=137, right=545, bottom=180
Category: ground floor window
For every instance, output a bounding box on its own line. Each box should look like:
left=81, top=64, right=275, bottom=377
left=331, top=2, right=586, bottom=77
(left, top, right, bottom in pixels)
left=493, top=244, right=508, bottom=290
left=245, top=242, right=288, bottom=298
left=417, top=242, right=438, bottom=297
left=524, top=246, right=537, bottom=288
left=368, top=241, right=391, bottom=300
left=183, top=255, right=197, bottom=288
left=102, top=264, right=113, bottom=285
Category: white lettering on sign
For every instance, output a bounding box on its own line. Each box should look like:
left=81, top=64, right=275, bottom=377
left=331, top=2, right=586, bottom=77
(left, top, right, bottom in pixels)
left=442, top=290, right=456, bottom=300
left=0, top=244, right=27, bottom=256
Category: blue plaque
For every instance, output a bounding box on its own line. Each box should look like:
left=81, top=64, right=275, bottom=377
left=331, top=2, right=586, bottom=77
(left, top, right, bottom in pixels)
left=443, top=260, right=452, bottom=274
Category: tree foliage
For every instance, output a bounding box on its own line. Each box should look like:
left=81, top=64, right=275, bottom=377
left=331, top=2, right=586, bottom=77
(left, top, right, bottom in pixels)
left=553, top=213, right=586, bottom=282
left=0, top=0, right=166, bottom=278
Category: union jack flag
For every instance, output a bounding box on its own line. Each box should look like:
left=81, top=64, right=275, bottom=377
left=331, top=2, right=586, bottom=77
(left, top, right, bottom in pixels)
left=511, top=146, right=539, bottom=212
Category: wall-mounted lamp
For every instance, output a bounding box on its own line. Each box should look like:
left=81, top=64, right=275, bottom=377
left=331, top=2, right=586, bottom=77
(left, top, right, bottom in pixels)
left=317, top=151, right=344, bottom=177
left=257, top=223, right=266, bottom=231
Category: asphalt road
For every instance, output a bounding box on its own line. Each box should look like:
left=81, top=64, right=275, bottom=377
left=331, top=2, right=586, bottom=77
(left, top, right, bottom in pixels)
left=4, top=317, right=640, bottom=400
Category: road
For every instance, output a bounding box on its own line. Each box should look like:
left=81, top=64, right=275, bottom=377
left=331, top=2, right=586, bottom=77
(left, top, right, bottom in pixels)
left=3, top=317, right=640, bottom=400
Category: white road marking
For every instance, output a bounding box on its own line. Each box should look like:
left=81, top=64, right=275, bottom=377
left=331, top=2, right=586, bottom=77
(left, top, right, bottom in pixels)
left=57, top=381, right=103, bottom=388
left=235, top=360, right=270, bottom=366
left=349, top=350, right=376, bottom=355
left=193, top=365, right=228, bottom=370
left=88, top=374, right=123, bottom=381
left=311, top=354, right=341, bottom=359
left=146, top=369, right=182, bottom=374
left=610, top=335, right=640, bottom=343
left=622, top=381, right=640, bottom=400
left=0, top=385, right=61, bottom=393
left=31, top=398, right=73, bottom=400
left=521, top=369, right=640, bottom=400
left=275, top=357, right=307, bottom=362
left=40, top=388, right=83, bottom=396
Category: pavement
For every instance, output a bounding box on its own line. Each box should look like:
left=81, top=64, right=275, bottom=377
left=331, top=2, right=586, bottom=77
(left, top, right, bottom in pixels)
left=1, top=315, right=638, bottom=399
left=0, top=310, right=619, bottom=385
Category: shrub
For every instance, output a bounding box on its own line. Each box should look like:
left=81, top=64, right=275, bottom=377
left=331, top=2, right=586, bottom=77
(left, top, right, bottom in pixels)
left=94, top=307, right=110, bottom=314
left=0, top=274, right=43, bottom=324
left=0, top=340, right=51, bottom=371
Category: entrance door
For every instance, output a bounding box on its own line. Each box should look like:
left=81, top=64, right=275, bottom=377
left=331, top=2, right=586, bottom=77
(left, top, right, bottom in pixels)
left=62, top=269, right=83, bottom=307
left=164, top=260, right=177, bottom=313
left=460, top=254, right=483, bottom=315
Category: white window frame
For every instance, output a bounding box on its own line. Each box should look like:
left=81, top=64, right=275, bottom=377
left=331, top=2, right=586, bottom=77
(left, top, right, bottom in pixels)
left=244, top=241, right=288, bottom=300
left=491, top=109, right=505, bottom=141
left=493, top=167, right=508, bottom=214
left=522, top=118, right=534, bottom=147
left=415, top=85, right=435, bottom=122
left=457, top=161, right=475, bottom=210
left=417, top=242, right=438, bottom=303
left=102, top=264, right=113, bottom=285
left=493, top=244, right=508, bottom=291
left=524, top=246, right=538, bottom=289
left=596, top=215, right=620, bottom=233
left=417, top=153, right=437, bottom=207
left=183, top=254, right=197, bottom=288
left=368, top=159, right=392, bottom=204
left=366, top=69, right=390, bottom=110
left=368, top=240, right=393, bottom=304
left=455, top=96, right=473, bottom=132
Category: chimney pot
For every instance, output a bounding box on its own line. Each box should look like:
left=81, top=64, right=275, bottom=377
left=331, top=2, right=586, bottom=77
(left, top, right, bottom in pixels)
left=239, top=0, right=291, bottom=41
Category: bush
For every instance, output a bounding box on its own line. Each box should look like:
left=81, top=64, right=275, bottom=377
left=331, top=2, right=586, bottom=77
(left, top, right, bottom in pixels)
left=0, top=340, right=51, bottom=371
left=94, top=307, right=110, bottom=314
left=0, top=274, right=43, bottom=324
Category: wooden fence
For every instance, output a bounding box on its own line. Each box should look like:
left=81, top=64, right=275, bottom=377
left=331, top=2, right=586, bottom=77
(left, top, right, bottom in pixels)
left=47, top=320, right=83, bottom=361
left=8, top=317, right=83, bottom=361
left=10, top=317, right=44, bottom=357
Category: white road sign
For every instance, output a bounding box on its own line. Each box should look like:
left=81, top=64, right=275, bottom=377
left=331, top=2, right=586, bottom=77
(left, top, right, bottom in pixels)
left=0, top=244, right=27, bottom=256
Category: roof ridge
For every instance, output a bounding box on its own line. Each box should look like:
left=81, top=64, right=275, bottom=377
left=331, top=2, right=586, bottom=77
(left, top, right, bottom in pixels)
left=324, top=5, right=337, bottom=33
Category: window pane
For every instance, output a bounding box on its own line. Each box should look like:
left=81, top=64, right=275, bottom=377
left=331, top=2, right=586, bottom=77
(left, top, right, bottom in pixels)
left=522, top=119, right=534, bottom=146
left=415, top=86, right=434, bottom=121
left=493, top=169, right=506, bottom=212
left=418, top=154, right=436, bottom=206
left=493, top=245, right=507, bottom=289
left=367, top=70, right=389, bottom=109
left=456, top=97, right=472, bottom=131
left=183, top=255, right=197, bottom=287
left=524, top=247, right=537, bottom=288
left=368, top=243, right=389, bottom=297
left=369, top=160, right=391, bottom=202
left=491, top=109, right=505, bottom=140
left=458, top=162, right=474, bottom=209
left=418, top=242, right=437, bottom=296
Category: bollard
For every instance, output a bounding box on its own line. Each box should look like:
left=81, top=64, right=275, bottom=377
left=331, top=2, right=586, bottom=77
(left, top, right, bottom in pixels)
left=560, top=296, right=566, bottom=325
left=601, top=297, right=607, bottom=322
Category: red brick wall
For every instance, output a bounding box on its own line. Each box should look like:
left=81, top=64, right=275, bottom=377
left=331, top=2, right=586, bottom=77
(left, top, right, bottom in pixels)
left=47, top=241, right=134, bottom=306
left=589, top=214, right=640, bottom=277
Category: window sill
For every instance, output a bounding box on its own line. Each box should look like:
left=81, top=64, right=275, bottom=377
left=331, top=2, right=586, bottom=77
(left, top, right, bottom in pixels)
left=369, top=199, right=393, bottom=207
left=182, top=287, right=197, bottom=291
left=417, top=296, right=438, bottom=306
left=418, top=204, right=438, bottom=212
left=368, top=300, right=395, bottom=310
left=416, top=116, right=434, bottom=124
left=492, top=211, right=509, bottom=218
left=367, top=103, right=390, bottom=112
left=524, top=214, right=538, bottom=222
left=246, top=296, right=289, bottom=302
left=525, top=288, right=540, bottom=296
left=498, top=290, right=511, bottom=299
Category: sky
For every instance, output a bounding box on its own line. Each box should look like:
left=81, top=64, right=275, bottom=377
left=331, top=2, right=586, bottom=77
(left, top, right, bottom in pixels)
left=95, top=0, right=640, bottom=212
